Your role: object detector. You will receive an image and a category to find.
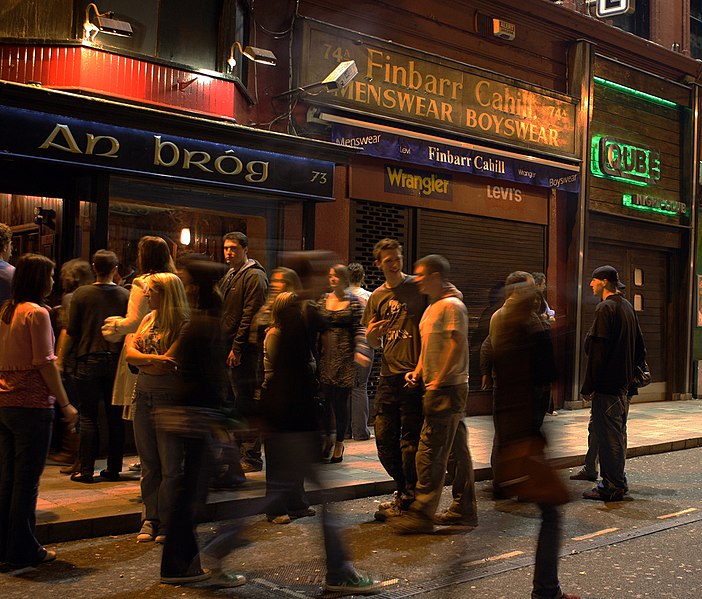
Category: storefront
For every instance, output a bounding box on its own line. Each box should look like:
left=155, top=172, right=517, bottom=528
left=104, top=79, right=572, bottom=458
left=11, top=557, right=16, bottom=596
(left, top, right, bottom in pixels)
left=0, top=81, right=353, bottom=288
left=577, top=57, right=695, bottom=404
left=292, top=20, right=582, bottom=412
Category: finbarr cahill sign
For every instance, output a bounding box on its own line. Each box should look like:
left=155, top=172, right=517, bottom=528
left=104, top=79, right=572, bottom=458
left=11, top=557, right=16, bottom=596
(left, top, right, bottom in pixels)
left=384, top=165, right=452, bottom=200
left=301, top=21, right=578, bottom=159
left=0, top=106, right=335, bottom=201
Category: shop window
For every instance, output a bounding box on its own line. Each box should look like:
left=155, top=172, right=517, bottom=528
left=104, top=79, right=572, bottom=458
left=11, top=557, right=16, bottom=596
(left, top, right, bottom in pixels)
left=634, top=267, right=644, bottom=286
left=693, top=0, right=702, bottom=59
left=0, top=193, right=63, bottom=262
left=634, top=293, right=644, bottom=312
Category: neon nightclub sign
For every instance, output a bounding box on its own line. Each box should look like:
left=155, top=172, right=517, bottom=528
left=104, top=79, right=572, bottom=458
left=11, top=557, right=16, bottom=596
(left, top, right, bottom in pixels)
left=591, top=135, right=661, bottom=186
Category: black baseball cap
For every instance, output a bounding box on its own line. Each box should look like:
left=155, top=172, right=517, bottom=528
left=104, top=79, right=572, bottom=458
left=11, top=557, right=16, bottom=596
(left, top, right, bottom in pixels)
left=591, top=265, right=625, bottom=289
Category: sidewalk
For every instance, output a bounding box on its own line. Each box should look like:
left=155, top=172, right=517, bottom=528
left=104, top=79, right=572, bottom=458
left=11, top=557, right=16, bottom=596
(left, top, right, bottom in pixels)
left=35, top=399, right=702, bottom=545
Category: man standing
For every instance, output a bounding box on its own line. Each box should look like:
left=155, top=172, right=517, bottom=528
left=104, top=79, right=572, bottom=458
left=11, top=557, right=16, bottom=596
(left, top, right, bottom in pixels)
left=395, top=254, right=477, bottom=534
left=58, top=250, right=129, bottom=483
left=362, top=239, right=425, bottom=520
left=581, top=265, right=645, bottom=502
left=219, top=232, right=268, bottom=473
left=0, top=223, right=14, bottom=303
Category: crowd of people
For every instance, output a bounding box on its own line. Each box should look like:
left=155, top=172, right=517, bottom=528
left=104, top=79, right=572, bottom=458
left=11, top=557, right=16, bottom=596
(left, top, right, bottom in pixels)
left=0, top=221, right=647, bottom=599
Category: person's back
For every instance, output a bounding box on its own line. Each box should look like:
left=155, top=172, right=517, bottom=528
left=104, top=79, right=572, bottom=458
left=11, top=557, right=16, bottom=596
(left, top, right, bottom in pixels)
left=68, top=283, right=129, bottom=357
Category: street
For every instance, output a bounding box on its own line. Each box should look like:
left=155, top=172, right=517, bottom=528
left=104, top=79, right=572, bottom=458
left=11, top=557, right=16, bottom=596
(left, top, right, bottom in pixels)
left=4, top=447, right=702, bottom=598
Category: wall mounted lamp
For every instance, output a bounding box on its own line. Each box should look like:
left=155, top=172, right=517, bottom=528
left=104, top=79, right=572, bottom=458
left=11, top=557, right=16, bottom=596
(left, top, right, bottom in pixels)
left=274, top=60, right=358, bottom=99
left=227, top=41, right=277, bottom=69
left=180, top=228, right=191, bottom=246
left=83, top=3, right=133, bottom=42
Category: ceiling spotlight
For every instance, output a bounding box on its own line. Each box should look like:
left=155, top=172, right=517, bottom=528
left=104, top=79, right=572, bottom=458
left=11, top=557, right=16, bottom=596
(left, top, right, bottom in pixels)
left=274, top=60, right=358, bottom=99
left=83, top=3, right=133, bottom=42
left=227, top=41, right=277, bottom=69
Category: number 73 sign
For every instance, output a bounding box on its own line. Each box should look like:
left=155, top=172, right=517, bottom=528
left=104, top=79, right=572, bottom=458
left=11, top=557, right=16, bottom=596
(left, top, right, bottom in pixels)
left=596, top=0, right=636, bottom=18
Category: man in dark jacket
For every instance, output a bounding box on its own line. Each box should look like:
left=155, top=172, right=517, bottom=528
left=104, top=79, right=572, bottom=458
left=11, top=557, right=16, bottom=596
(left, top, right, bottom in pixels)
left=581, top=265, right=645, bottom=502
left=219, top=232, right=268, bottom=473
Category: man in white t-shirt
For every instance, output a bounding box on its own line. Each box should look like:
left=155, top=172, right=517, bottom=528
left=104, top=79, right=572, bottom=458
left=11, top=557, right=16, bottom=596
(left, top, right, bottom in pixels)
left=395, top=254, right=477, bottom=534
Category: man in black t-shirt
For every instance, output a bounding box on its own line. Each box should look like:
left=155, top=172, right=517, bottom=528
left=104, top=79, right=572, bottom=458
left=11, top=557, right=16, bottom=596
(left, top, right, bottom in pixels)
left=580, top=265, right=645, bottom=502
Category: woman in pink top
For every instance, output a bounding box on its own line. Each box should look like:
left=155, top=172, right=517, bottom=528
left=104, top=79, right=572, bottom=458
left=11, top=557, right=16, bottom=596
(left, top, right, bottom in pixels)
left=0, top=253, right=78, bottom=566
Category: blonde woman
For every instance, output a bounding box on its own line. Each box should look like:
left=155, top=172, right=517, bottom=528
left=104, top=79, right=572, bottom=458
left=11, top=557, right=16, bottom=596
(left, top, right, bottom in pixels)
left=126, top=272, right=189, bottom=544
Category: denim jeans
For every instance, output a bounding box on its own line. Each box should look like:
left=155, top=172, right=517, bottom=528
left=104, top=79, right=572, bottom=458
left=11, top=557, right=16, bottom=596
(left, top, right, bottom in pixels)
left=591, top=392, right=628, bottom=494
left=227, top=344, right=262, bottom=468
left=74, top=358, right=124, bottom=475
left=0, top=407, right=53, bottom=565
left=133, top=390, right=182, bottom=534
left=350, top=350, right=374, bottom=440
left=374, top=374, right=423, bottom=500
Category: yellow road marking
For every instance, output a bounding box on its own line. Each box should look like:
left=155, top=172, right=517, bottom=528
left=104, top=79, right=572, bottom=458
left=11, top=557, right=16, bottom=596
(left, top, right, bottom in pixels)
left=465, top=550, right=525, bottom=567
left=572, top=527, right=620, bottom=541
left=658, top=507, right=698, bottom=519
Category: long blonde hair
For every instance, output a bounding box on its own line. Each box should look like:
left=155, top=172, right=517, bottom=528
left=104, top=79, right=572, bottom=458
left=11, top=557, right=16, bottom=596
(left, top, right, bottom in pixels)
left=137, top=272, right=190, bottom=350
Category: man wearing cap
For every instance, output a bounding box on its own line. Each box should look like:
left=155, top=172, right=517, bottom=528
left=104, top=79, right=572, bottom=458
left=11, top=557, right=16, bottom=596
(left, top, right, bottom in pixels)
left=580, top=265, right=645, bottom=502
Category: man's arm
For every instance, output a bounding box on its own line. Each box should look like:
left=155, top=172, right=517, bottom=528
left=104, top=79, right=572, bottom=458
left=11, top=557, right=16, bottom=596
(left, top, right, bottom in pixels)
left=228, top=269, right=267, bottom=366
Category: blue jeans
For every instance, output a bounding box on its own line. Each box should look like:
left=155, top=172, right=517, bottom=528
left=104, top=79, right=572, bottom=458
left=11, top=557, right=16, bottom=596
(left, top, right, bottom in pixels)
left=133, top=390, right=182, bottom=534
left=531, top=503, right=563, bottom=599
left=0, top=407, right=53, bottom=565
left=591, top=392, right=628, bottom=494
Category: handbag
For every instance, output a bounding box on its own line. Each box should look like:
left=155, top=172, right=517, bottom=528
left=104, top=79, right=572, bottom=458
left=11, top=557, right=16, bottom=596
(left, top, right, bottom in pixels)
left=632, top=360, right=651, bottom=388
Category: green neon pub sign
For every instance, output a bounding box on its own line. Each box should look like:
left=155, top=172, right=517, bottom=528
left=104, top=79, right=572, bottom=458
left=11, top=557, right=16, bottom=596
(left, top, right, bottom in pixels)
left=591, top=135, right=661, bottom=186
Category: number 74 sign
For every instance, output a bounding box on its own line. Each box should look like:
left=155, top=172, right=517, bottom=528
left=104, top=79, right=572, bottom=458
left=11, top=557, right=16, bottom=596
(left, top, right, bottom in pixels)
left=596, top=0, right=635, bottom=18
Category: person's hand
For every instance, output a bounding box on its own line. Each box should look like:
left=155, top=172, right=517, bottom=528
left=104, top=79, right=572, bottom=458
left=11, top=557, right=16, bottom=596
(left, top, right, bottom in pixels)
left=61, top=403, right=79, bottom=432
left=354, top=352, right=371, bottom=368
left=227, top=350, right=241, bottom=368
left=366, top=317, right=390, bottom=338
left=481, top=374, right=493, bottom=391
left=404, top=370, right=419, bottom=388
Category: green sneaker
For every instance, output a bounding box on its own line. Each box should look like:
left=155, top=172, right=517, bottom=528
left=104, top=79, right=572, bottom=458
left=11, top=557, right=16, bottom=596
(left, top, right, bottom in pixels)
left=325, top=571, right=383, bottom=595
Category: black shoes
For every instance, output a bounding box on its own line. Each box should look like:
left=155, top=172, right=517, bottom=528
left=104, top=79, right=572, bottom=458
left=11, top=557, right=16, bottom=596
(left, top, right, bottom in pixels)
left=569, top=468, right=598, bottom=482
left=99, top=469, right=122, bottom=481
left=582, top=487, right=625, bottom=501
left=70, top=472, right=94, bottom=484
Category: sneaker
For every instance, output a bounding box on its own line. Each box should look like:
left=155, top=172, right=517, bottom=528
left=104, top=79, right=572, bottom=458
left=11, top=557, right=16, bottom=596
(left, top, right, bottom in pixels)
left=155, top=534, right=166, bottom=544
left=128, top=462, right=142, bottom=472
left=267, top=514, right=291, bottom=524
left=289, top=508, right=316, bottom=519
left=136, top=521, right=156, bottom=543
left=377, top=491, right=399, bottom=511
left=391, top=510, right=434, bottom=535
left=325, top=571, right=383, bottom=594
left=569, top=468, right=597, bottom=482
left=434, top=510, right=478, bottom=527
left=161, top=570, right=212, bottom=585
left=375, top=492, right=404, bottom=521
left=241, top=462, right=262, bottom=473
left=211, top=571, right=247, bottom=588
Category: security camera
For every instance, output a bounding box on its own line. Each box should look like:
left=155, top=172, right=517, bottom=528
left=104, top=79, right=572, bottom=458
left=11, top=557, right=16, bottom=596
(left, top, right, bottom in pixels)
left=321, top=60, right=358, bottom=90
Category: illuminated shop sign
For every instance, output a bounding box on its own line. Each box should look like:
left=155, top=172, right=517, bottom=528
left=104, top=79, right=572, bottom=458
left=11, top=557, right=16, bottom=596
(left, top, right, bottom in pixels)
left=591, top=135, right=661, bottom=186
left=332, top=123, right=580, bottom=192
left=622, top=194, right=687, bottom=216
left=384, top=165, right=452, bottom=199
left=0, top=106, right=335, bottom=201
left=302, top=21, right=578, bottom=159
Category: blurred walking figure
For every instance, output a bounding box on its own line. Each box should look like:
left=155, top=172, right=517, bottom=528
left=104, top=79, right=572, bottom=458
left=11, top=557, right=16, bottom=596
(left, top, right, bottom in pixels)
left=0, top=254, right=78, bottom=566
left=487, top=271, right=578, bottom=599
left=260, top=251, right=385, bottom=594
left=57, top=250, right=129, bottom=483
left=318, top=264, right=370, bottom=463
left=158, top=256, right=244, bottom=587
left=126, top=273, right=189, bottom=544
left=396, top=255, right=476, bottom=534
left=347, top=262, right=373, bottom=441
left=219, top=232, right=267, bottom=477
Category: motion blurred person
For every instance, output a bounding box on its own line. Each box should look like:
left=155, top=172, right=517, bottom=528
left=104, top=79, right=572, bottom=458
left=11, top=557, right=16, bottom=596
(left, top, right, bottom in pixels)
left=126, top=273, right=189, bottom=544
left=260, top=251, right=385, bottom=594
left=488, top=271, right=578, bottom=599
left=159, top=256, right=244, bottom=586
left=0, top=254, right=78, bottom=566
left=397, top=255, right=476, bottom=534
left=57, top=250, right=129, bottom=483
left=347, top=262, right=373, bottom=441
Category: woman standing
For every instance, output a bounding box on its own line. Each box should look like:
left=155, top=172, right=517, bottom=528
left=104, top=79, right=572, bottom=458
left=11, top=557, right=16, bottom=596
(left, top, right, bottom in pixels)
left=103, top=236, right=175, bottom=421
left=126, top=272, right=189, bottom=544
left=318, top=264, right=369, bottom=463
left=0, top=254, right=78, bottom=566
